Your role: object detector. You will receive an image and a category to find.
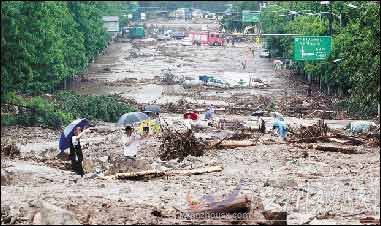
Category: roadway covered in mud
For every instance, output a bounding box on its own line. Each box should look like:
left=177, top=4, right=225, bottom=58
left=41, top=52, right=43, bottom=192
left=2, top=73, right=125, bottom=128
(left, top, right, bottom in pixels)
left=1, top=18, right=380, bottom=225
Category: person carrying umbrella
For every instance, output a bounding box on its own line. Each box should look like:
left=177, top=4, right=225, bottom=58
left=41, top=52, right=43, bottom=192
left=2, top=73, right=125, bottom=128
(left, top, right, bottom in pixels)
left=70, top=126, right=91, bottom=177
left=117, top=112, right=149, bottom=159
left=122, top=125, right=141, bottom=160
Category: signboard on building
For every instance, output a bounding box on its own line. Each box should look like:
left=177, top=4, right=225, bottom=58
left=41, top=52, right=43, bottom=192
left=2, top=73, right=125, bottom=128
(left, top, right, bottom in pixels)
left=293, top=36, right=332, bottom=61
left=242, top=10, right=260, bottom=23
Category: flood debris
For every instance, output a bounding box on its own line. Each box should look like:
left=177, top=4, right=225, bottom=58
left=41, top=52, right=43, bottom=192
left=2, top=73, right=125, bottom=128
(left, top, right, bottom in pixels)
left=1, top=170, right=13, bottom=186
left=186, top=195, right=251, bottom=215
left=32, top=201, right=81, bottom=225
left=262, top=211, right=288, bottom=225
left=290, top=119, right=329, bottom=139
left=360, top=216, right=380, bottom=225
left=160, top=69, right=183, bottom=85
left=159, top=124, right=206, bottom=162
left=314, top=144, right=358, bottom=154
left=1, top=141, right=20, bottom=159
left=277, top=95, right=342, bottom=119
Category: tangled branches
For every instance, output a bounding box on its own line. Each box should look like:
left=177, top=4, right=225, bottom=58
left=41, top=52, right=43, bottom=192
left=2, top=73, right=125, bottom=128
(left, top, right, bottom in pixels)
left=158, top=122, right=206, bottom=162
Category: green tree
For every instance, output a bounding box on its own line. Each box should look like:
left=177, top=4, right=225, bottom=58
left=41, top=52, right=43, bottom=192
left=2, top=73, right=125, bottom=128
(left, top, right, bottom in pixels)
left=67, top=1, right=109, bottom=61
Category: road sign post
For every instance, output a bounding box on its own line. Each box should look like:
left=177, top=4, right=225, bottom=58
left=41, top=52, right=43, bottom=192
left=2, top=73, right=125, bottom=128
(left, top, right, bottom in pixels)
left=293, top=36, right=332, bottom=61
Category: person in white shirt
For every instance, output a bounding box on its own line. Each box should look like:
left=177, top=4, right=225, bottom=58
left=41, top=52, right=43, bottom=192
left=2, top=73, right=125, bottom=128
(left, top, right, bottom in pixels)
left=184, top=113, right=194, bottom=130
left=122, top=126, right=141, bottom=160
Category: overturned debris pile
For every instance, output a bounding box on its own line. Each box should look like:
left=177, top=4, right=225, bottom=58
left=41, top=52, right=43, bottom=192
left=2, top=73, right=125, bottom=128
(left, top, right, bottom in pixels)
left=358, top=126, right=380, bottom=147
left=161, top=98, right=189, bottom=113
left=290, top=120, right=329, bottom=139
left=227, top=95, right=273, bottom=115
left=160, top=69, right=178, bottom=85
left=159, top=125, right=207, bottom=162
left=277, top=94, right=342, bottom=119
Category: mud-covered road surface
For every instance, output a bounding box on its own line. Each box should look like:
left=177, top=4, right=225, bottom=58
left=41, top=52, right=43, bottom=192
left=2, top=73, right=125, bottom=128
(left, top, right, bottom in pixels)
left=1, top=18, right=380, bottom=225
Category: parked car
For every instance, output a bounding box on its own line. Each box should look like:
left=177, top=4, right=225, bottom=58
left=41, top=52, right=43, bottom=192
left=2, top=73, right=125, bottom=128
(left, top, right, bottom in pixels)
left=171, top=31, right=186, bottom=40
left=260, top=49, right=270, bottom=58
left=157, top=34, right=171, bottom=41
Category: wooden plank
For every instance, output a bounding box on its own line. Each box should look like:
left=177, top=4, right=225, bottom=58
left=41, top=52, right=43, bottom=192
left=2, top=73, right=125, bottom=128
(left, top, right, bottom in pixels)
left=103, top=165, right=224, bottom=180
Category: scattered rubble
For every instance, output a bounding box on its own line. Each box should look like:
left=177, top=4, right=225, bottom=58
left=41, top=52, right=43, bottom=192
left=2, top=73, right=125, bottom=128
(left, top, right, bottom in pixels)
left=32, top=201, right=81, bottom=225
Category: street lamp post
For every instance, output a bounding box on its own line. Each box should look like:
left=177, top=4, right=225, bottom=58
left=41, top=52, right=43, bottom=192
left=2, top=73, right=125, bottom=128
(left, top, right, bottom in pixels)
left=321, top=1, right=333, bottom=35
left=329, top=2, right=333, bottom=35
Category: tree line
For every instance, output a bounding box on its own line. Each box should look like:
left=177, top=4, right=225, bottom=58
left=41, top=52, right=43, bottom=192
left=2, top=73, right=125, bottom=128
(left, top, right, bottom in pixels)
left=1, top=1, right=132, bottom=98
left=1, top=1, right=134, bottom=128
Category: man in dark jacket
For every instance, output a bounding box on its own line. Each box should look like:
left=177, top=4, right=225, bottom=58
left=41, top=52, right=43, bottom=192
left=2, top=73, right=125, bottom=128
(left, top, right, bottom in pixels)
left=69, top=127, right=91, bottom=177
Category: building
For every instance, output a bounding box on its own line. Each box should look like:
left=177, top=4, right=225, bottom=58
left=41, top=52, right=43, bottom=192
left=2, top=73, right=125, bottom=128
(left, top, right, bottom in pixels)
left=192, top=9, right=203, bottom=19
left=175, top=8, right=192, bottom=20
left=102, top=16, right=119, bottom=39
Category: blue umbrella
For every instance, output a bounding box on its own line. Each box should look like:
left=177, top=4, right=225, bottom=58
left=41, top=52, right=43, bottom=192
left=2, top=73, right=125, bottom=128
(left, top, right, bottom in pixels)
left=59, top=118, right=89, bottom=153
left=117, top=112, right=149, bottom=127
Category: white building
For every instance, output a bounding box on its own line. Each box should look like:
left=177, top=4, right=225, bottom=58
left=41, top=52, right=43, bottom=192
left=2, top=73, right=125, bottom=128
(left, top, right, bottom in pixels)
left=102, top=16, right=119, bottom=39
left=192, top=9, right=203, bottom=18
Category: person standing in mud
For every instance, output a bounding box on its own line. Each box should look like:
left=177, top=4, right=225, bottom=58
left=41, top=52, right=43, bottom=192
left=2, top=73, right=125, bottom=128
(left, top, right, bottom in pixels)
left=122, top=126, right=141, bottom=160
left=70, top=127, right=91, bottom=177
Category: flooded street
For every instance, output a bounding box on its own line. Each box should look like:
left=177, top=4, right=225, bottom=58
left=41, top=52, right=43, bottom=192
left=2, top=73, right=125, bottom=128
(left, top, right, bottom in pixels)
left=1, top=18, right=380, bottom=225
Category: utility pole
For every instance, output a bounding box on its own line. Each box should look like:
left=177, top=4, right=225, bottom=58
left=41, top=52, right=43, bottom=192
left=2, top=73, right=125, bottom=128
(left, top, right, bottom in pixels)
left=329, top=3, right=333, bottom=35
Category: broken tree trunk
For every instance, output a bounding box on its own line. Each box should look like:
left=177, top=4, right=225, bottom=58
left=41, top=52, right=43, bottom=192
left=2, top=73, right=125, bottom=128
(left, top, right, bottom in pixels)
left=168, top=165, right=223, bottom=176
left=103, top=165, right=224, bottom=180
left=111, top=170, right=166, bottom=180
left=186, top=196, right=251, bottom=215
left=208, top=140, right=257, bottom=149
left=315, top=145, right=358, bottom=154
left=289, top=134, right=365, bottom=146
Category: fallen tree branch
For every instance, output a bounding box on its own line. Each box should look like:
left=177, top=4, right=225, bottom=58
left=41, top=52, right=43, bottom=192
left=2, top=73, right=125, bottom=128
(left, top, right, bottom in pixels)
left=102, top=165, right=224, bottom=180
left=185, top=196, right=251, bottom=215
left=208, top=140, right=257, bottom=149
left=290, top=143, right=359, bottom=154
left=288, top=134, right=365, bottom=146
left=167, top=165, right=223, bottom=176
left=314, top=145, right=358, bottom=154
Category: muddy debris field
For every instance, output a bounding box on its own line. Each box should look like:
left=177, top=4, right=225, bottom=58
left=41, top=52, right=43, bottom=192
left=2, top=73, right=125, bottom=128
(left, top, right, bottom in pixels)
left=1, top=19, right=380, bottom=225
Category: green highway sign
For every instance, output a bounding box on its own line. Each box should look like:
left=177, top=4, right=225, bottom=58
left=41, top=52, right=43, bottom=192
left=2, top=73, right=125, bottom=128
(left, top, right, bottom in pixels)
left=242, top=10, right=260, bottom=23
left=293, top=36, right=332, bottom=61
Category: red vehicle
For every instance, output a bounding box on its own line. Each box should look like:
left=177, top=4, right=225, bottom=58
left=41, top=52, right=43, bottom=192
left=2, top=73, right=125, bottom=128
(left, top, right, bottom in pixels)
left=189, top=31, right=225, bottom=46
